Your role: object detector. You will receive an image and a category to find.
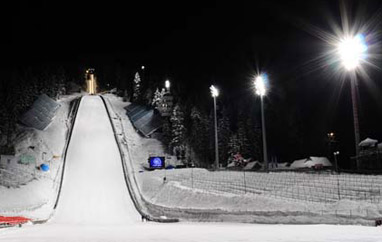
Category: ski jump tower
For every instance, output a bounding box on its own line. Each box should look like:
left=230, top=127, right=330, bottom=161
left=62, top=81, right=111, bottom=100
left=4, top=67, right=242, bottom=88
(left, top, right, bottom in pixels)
left=85, top=68, right=97, bottom=94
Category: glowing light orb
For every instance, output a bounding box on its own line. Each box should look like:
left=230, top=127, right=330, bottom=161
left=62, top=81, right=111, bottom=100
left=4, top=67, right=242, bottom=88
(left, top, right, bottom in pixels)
left=210, top=85, right=219, bottom=97
left=337, top=34, right=368, bottom=71
left=254, top=75, right=266, bottom=96
left=165, top=80, right=170, bottom=89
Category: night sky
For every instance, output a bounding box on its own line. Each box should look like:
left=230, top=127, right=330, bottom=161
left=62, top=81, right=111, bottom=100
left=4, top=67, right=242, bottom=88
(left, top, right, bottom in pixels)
left=10, top=0, right=382, bottom=163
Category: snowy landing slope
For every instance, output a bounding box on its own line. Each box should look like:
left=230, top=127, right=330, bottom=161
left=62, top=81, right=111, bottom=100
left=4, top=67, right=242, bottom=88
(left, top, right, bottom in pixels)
left=1, top=96, right=382, bottom=241
left=50, top=96, right=140, bottom=225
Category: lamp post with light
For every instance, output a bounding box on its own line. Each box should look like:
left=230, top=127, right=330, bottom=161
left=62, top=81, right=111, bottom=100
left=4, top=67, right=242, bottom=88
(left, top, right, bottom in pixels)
left=337, top=34, right=368, bottom=157
left=165, top=79, right=171, bottom=93
left=210, top=85, right=219, bottom=170
left=254, top=75, right=268, bottom=172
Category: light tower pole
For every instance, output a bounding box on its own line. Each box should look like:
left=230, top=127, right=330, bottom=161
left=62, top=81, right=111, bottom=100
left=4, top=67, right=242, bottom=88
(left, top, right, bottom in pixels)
left=210, top=85, right=219, bottom=170
left=337, top=34, right=367, bottom=157
left=255, top=74, right=268, bottom=172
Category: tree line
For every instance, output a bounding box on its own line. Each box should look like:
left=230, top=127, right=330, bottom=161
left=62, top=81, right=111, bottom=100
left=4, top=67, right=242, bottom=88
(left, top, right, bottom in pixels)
left=129, top=71, right=263, bottom=168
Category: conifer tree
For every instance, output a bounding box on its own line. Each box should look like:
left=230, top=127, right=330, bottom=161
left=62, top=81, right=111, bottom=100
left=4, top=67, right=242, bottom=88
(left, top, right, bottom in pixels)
left=170, top=104, right=186, bottom=154
left=218, top=110, right=231, bottom=166
left=132, top=72, right=141, bottom=102
left=152, top=88, right=162, bottom=107
left=189, top=106, right=210, bottom=166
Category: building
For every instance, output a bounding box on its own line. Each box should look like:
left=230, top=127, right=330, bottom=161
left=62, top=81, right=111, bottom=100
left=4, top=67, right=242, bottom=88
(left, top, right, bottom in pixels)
left=85, top=68, right=97, bottom=94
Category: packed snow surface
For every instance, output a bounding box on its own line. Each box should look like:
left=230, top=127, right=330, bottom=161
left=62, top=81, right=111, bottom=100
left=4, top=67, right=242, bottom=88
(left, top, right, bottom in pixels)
left=1, top=95, right=382, bottom=241
left=1, top=222, right=382, bottom=242
left=50, top=96, right=140, bottom=225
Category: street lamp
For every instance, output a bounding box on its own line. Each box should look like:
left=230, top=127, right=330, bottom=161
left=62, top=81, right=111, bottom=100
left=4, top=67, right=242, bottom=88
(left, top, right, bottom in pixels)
left=254, top=74, right=268, bottom=172
left=165, top=79, right=171, bottom=93
left=141, top=65, right=145, bottom=70
left=337, top=34, right=368, bottom=156
left=210, top=85, right=219, bottom=170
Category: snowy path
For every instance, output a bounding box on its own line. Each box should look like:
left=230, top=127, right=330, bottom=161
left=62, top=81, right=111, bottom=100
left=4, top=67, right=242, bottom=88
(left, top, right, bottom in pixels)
left=1, top=95, right=381, bottom=241
left=50, top=95, right=140, bottom=225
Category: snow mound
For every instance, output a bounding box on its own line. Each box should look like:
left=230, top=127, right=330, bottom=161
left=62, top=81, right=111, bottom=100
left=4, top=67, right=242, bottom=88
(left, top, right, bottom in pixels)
left=290, top=156, right=332, bottom=169
left=243, top=160, right=262, bottom=170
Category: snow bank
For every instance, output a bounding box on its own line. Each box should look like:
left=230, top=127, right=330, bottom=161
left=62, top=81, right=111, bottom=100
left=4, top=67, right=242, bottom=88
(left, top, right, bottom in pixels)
left=105, top=94, right=382, bottom=225
left=0, top=94, right=81, bottom=220
left=243, top=161, right=262, bottom=170
left=290, top=157, right=332, bottom=169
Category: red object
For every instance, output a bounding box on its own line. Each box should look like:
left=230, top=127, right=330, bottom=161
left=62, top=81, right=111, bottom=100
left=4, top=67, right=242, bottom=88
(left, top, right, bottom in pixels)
left=0, top=216, right=31, bottom=226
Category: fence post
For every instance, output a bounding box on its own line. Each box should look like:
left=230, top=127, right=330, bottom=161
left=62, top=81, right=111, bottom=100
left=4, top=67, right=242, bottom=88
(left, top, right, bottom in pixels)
left=337, top=175, right=341, bottom=200
left=191, top=166, right=194, bottom=189
left=243, top=170, right=247, bottom=194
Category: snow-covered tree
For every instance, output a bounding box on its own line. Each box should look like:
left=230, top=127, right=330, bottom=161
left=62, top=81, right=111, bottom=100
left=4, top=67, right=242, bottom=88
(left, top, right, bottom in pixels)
left=170, top=104, right=186, bottom=156
left=218, top=110, right=231, bottom=166
left=228, top=112, right=261, bottom=162
left=152, top=87, right=168, bottom=108
left=151, top=88, right=162, bottom=107
left=245, top=118, right=262, bottom=161
left=132, top=72, right=141, bottom=102
left=228, top=133, right=241, bottom=157
left=237, top=117, right=250, bottom=157
left=189, top=106, right=210, bottom=166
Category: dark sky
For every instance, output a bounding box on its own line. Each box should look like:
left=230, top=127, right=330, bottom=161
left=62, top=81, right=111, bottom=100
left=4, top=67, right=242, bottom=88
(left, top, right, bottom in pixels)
left=10, top=0, right=382, bottom=162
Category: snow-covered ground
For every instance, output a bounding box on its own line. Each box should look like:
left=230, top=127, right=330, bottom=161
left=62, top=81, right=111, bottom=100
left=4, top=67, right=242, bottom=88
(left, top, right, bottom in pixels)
left=50, top=96, right=140, bottom=225
left=1, top=222, right=382, bottom=242
left=105, top=94, right=382, bottom=225
left=1, top=94, right=382, bottom=241
left=0, top=94, right=80, bottom=220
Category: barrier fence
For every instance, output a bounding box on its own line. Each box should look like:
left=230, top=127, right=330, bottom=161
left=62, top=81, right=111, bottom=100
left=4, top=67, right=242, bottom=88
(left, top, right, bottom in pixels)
left=140, top=169, right=382, bottom=204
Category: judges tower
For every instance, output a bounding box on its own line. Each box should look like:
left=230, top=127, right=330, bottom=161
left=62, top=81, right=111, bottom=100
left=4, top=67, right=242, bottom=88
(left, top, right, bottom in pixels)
left=85, top=68, right=97, bottom=94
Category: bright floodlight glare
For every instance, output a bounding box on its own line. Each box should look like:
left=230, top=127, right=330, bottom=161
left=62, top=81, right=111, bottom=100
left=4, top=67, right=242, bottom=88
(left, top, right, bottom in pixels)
left=165, top=80, right=170, bottom=89
left=255, top=75, right=266, bottom=96
left=337, top=34, right=367, bottom=71
left=210, top=85, right=219, bottom=97
left=141, top=65, right=145, bottom=70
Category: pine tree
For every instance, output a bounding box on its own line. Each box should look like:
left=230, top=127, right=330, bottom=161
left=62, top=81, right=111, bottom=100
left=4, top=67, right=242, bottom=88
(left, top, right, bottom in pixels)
left=161, top=117, right=172, bottom=148
left=170, top=104, right=186, bottom=155
left=237, top=119, right=251, bottom=158
left=232, top=113, right=262, bottom=161
left=228, top=133, right=241, bottom=156
left=189, top=106, right=210, bottom=166
left=245, top=116, right=262, bottom=161
left=218, top=110, right=231, bottom=166
left=152, top=88, right=162, bottom=108
left=132, top=72, right=141, bottom=102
